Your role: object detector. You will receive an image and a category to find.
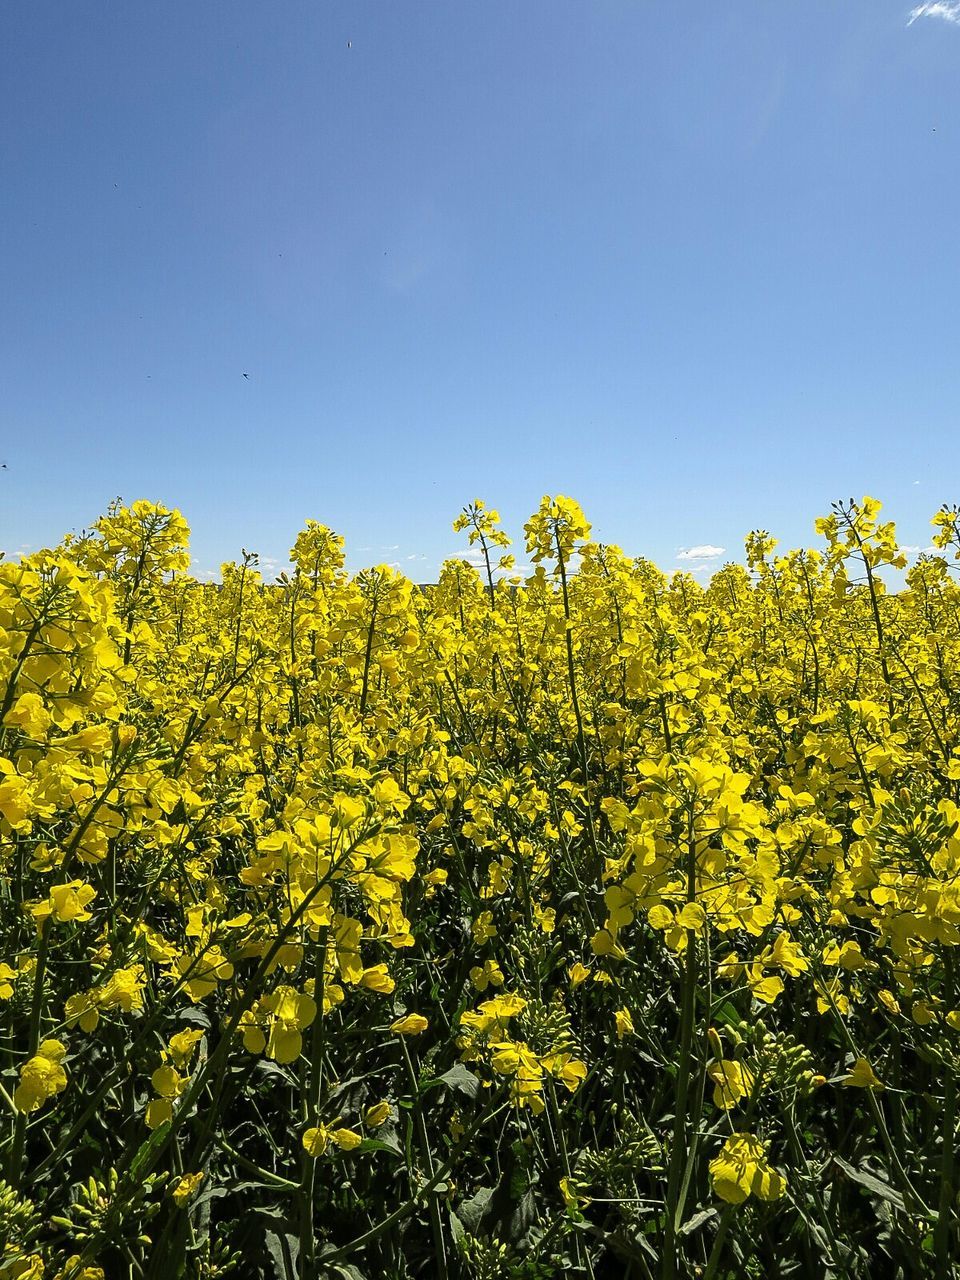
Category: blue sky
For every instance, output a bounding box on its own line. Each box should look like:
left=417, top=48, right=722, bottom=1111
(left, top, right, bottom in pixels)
left=2, top=1, right=959, bottom=580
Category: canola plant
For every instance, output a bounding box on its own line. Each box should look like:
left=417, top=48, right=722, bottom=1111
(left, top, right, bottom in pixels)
left=1, top=494, right=960, bottom=1279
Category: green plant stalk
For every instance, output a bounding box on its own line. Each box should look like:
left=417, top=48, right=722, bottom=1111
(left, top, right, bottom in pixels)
left=663, top=928, right=698, bottom=1280
left=399, top=1036, right=448, bottom=1280
left=7, top=918, right=51, bottom=1189
left=821, top=980, right=934, bottom=1221
left=299, top=926, right=328, bottom=1279
left=358, top=588, right=379, bottom=719
left=934, top=962, right=958, bottom=1279
left=663, top=814, right=700, bottom=1279
left=554, top=530, right=603, bottom=883
left=318, top=1098, right=510, bottom=1267
left=673, top=926, right=712, bottom=1237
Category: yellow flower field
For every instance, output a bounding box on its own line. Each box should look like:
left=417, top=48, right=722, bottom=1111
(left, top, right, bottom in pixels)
left=1, top=493, right=960, bottom=1279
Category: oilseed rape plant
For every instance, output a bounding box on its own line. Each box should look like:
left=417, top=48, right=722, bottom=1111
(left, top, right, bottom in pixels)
left=1, top=494, right=960, bottom=1278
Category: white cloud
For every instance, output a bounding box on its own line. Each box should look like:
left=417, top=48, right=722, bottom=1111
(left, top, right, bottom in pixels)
left=405, top=553, right=426, bottom=562
left=908, top=2, right=960, bottom=24
left=676, top=544, right=726, bottom=561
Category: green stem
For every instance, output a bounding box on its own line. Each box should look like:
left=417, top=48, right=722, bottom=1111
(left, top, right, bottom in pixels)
left=399, top=1036, right=449, bottom=1280
left=7, top=919, right=51, bottom=1188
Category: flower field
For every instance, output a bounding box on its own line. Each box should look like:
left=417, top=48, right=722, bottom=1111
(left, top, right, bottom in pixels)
left=2, top=493, right=960, bottom=1279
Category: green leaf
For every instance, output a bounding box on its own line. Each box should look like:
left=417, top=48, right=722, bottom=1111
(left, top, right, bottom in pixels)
left=456, top=1186, right=495, bottom=1234
left=255, top=1211, right=300, bottom=1280
left=833, top=1156, right=907, bottom=1212
left=356, top=1135, right=403, bottom=1156
left=448, top=1207, right=466, bottom=1246
left=679, top=1206, right=718, bottom=1236
left=128, top=1121, right=171, bottom=1183
left=433, top=1063, right=481, bottom=1100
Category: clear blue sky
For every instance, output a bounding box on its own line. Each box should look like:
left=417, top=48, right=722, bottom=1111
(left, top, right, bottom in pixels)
left=2, top=1, right=958, bottom=580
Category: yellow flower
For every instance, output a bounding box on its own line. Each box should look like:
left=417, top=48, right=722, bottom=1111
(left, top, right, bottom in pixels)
left=3, top=691, right=51, bottom=738
left=332, top=1126, right=363, bottom=1150
left=590, top=928, right=625, bottom=960
left=567, top=962, right=590, bottom=987
left=56, top=1257, right=105, bottom=1280
left=98, top=966, right=146, bottom=1013
left=359, top=964, right=395, bottom=994
left=676, top=902, right=706, bottom=932
left=647, top=904, right=673, bottom=931
left=168, top=1028, right=204, bottom=1067
left=559, top=1175, right=592, bottom=1217
left=766, top=931, right=810, bottom=977
left=843, top=1057, right=883, bottom=1090
left=709, top=1133, right=786, bottom=1204
left=363, top=1101, right=391, bottom=1129
left=242, top=985, right=317, bottom=1064
left=472, top=911, right=497, bottom=943
left=14, top=1039, right=68, bottom=1112
left=5, top=1255, right=46, bottom=1280
left=151, top=1063, right=187, bottom=1099
left=302, top=1125, right=329, bottom=1157
left=302, top=1123, right=363, bottom=1156
left=747, top=964, right=784, bottom=1005
left=146, top=1098, right=173, bottom=1130
left=490, top=1040, right=544, bottom=1110
left=542, top=1051, right=588, bottom=1092
left=64, top=990, right=100, bottom=1032
left=532, top=903, right=556, bottom=933
left=707, top=1060, right=754, bottom=1110
left=614, top=1007, right=635, bottom=1040
left=171, top=1171, right=204, bottom=1206
left=470, top=958, right=505, bottom=992
left=389, top=1013, right=428, bottom=1036
left=31, top=881, right=97, bottom=926
left=0, top=962, right=18, bottom=1000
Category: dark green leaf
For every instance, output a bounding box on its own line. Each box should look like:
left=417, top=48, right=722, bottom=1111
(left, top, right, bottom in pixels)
left=833, top=1157, right=906, bottom=1212
left=128, top=1121, right=171, bottom=1183
left=456, top=1186, right=495, bottom=1234
left=679, top=1206, right=718, bottom=1236
left=432, top=1063, right=481, bottom=1100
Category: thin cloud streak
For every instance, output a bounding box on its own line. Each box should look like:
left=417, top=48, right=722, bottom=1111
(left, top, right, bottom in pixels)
left=907, top=2, right=960, bottom=25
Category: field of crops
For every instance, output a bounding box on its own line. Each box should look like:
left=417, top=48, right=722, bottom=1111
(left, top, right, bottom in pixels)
left=1, top=494, right=960, bottom=1279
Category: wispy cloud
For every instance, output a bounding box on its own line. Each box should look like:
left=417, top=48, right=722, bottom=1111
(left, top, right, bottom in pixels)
left=908, top=2, right=960, bottom=25
left=676, top=544, right=726, bottom=561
